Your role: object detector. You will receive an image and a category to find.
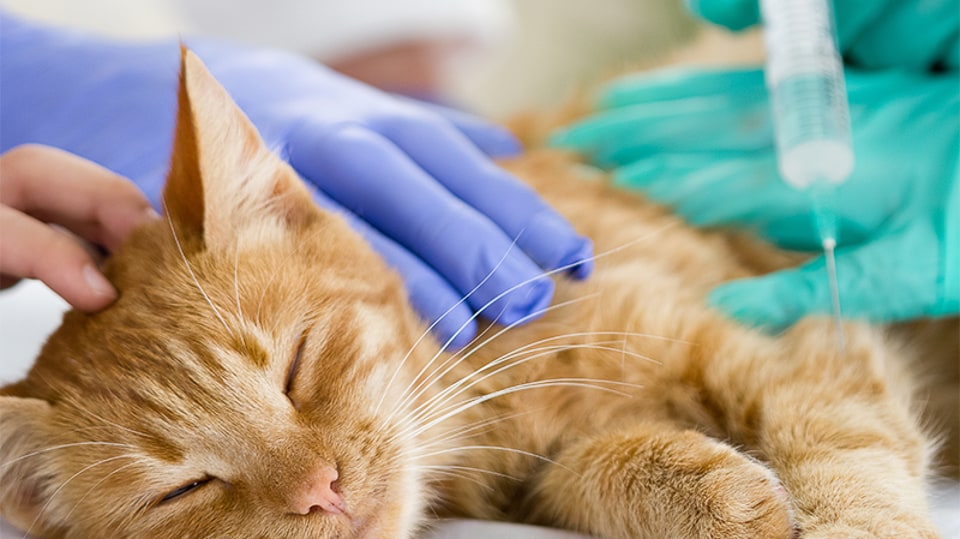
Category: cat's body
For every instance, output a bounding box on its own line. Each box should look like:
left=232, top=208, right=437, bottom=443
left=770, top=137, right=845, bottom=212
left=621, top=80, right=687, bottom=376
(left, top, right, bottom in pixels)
left=0, top=49, right=952, bottom=538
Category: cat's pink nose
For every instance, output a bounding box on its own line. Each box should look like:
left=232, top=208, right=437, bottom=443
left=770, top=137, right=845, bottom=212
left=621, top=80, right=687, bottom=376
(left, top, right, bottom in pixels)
left=291, top=464, right=346, bottom=516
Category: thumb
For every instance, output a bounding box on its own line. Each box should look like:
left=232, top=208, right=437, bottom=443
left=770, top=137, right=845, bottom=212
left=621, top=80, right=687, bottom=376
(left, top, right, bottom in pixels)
left=708, top=219, right=942, bottom=331
left=685, top=0, right=760, bottom=31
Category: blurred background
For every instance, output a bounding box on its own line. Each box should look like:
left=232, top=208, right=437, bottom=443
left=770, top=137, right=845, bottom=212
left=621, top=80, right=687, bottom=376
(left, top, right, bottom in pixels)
left=0, top=0, right=711, bottom=116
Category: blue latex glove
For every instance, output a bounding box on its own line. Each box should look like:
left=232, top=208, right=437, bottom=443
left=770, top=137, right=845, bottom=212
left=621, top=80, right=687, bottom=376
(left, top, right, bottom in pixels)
left=0, top=13, right=594, bottom=348
left=686, top=0, right=959, bottom=71
left=552, top=67, right=959, bottom=329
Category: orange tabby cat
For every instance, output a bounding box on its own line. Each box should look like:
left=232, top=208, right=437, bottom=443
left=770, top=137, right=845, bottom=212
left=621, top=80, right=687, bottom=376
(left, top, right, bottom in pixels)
left=0, top=48, right=949, bottom=539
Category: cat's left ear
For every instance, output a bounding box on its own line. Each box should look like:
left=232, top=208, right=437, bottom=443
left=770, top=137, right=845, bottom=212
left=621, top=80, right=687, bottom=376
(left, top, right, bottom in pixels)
left=163, top=45, right=317, bottom=251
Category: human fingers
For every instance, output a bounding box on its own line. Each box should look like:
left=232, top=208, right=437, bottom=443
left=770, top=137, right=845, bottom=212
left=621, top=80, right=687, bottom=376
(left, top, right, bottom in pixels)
left=552, top=87, right=771, bottom=166
left=288, top=123, right=555, bottom=327
left=0, top=145, right=158, bottom=252
left=844, top=0, right=958, bottom=70
left=360, top=225, right=481, bottom=350
left=304, top=184, right=479, bottom=348
left=611, top=152, right=836, bottom=250
left=0, top=205, right=116, bottom=311
left=407, top=99, right=524, bottom=157
left=708, top=219, right=944, bottom=331
left=377, top=114, right=594, bottom=278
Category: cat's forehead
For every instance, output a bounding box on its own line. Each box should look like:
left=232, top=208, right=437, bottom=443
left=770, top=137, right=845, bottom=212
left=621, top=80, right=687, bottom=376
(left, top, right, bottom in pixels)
left=46, top=260, right=404, bottom=416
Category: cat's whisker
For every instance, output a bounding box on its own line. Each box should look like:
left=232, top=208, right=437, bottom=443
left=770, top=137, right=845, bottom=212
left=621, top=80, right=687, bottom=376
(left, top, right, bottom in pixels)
left=24, top=454, right=142, bottom=538
left=387, top=302, right=516, bottom=424
left=375, top=233, right=523, bottom=417
left=404, top=444, right=577, bottom=478
left=67, top=424, right=150, bottom=442
left=419, top=326, right=675, bottom=418
left=399, top=327, right=673, bottom=427
left=410, top=464, right=522, bottom=484
left=405, top=343, right=652, bottom=430
left=388, top=294, right=600, bottom=422
left=385, top=221, right=679, bottom=423
left=232, top=238, right=250, bottom=347
left=404, top=377, right=641, bottom=442
left=429, top=220, right=682, bottom=360
left=80, top=409, right=156, bottom=441
left=254, top=269, right=281, bottom=328
left=160, top=202, right=234, bottom=336
left=404, top=339, right=624, bottom=426
left=1, top=442, right=137, bottom=470
left=386, top=342, right=622, bottom=446
left=409, top=466, right=498, bottom=492
left=395, top=410, right=539, bottom=459
left=397, top=221, right=681, bottom=412
left=58, top=460, right=143, bottom=527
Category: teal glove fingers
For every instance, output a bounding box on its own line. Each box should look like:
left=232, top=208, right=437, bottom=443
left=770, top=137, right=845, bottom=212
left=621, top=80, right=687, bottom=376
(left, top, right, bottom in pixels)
left=554, top=68, right=768, bottom=166
left=847, top=0, right=960, bottom=70
left=613, top=152, right=870, bottom=250
left=685, top=0, right=759, bottom=31
left=598, top=68, right=765, bottom=109
left=709, top=217, right=951, bottom=331
left=552, top=98, right=769, bottom=167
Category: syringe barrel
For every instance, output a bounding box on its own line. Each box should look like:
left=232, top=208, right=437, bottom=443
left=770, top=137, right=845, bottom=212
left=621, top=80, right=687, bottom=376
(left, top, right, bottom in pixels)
left=761, top=0, right=854, bottom=189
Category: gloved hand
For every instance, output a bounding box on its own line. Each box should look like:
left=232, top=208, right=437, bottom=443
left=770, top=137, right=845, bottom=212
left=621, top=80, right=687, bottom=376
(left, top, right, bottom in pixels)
left=552, top=67, right=959, bottom=329
left=686, top=0, right=959, bottom=71
left=0, top=13, right=593, bottom=348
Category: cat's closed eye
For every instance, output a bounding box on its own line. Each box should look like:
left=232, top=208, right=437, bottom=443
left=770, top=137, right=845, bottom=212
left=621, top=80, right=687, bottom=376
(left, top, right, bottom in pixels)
left=159, top=477, right=213, bottom=505
left=285, top=331, right=307, bottom=406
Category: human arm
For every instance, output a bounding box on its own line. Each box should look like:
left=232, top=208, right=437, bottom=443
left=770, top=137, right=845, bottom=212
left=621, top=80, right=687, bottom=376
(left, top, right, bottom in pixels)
left=0, top=12, right=593, bottom=347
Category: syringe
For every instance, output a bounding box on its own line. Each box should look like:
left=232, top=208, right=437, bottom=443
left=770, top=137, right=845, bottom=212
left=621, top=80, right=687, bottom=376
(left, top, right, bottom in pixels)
left=760, top=0, right=852, bottom=349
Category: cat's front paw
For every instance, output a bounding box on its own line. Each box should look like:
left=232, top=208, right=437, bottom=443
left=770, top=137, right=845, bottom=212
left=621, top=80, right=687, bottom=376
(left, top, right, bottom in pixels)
left=695, top=454, right=798, bottom=539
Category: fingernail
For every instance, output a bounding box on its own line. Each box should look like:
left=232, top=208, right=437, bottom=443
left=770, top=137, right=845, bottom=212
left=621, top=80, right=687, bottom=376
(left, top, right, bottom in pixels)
left=562, top=238, right=595, bottom=280
left=499, top=277, right=555, bottom=326
left=525, top=212, right=595, bottom=279
left=83, top=264, right=117, bottom=298
left=488, top=130, right=523, bottom=157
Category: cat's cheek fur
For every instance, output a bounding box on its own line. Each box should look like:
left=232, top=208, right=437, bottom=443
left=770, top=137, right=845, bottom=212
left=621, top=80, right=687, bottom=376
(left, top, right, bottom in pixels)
left=0, top=397, right=59, bottom=535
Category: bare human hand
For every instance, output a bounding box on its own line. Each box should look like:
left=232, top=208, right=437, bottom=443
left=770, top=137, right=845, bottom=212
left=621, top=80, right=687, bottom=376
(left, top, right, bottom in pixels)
left=0, top=145, right=158, bottom=311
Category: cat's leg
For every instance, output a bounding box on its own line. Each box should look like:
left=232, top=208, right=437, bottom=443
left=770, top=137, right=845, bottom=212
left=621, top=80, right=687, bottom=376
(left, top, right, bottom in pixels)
left=701, top=321, right=939, bottom=538
left=520, top=421, right=796, bottom=539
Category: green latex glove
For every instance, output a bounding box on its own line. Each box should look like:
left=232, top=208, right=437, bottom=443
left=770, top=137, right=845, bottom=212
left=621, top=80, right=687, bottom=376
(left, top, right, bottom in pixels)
left=551, top=67, right=959, bottom=329
left=686, top=0, right=959, bottom=71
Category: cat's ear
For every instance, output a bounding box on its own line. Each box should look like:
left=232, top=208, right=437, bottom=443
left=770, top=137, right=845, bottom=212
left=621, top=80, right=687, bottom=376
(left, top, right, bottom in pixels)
left=0, top=396, right=60, bottom=535
left=163, top=45, right=316, bottom=250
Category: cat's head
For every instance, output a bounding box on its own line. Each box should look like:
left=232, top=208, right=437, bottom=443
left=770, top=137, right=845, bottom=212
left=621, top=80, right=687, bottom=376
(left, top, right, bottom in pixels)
left=0, top=48, right=448, bottom=538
